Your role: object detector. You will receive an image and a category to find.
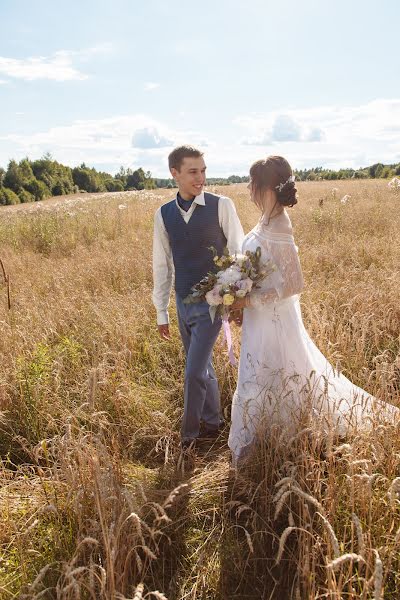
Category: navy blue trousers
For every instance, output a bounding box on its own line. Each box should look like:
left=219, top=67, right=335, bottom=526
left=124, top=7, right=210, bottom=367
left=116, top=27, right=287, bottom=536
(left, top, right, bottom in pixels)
left=175, top=295, right=222, bottom=441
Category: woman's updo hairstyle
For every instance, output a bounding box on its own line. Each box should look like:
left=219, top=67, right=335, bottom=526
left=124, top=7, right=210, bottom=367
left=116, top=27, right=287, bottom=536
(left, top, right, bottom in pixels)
left=249, top=155, right=298, bottom=209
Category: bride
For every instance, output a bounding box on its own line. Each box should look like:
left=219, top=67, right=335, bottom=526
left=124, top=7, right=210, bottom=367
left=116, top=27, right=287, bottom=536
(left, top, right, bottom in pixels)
left=228, top=155, right=399, bottom=461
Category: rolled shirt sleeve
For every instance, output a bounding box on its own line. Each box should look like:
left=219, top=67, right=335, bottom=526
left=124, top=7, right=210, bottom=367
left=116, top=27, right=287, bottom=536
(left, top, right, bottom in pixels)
left=218, top=195, right=245, bottom=254
left=152, top=207, right=174, bottom=325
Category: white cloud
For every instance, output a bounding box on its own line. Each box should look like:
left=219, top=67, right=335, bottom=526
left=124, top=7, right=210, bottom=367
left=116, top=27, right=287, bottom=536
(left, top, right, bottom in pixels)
left=131, top=127, right=172, bottom=149
left=0, top=45, right=113, bottom=82
left=0, top=79, right=7, bottom=85
left=1, top=99, right=398, bottom=176
left=306, top=127, right=325, bottom=142
left=2, top=114, right=165, bottom=152
left=0, top=52, right=86, bottom=81
left=271, top=115, right=302, bottom=142
left=0, top=114, right=209, bottom=174
left=144, top=82, right=160, bottom=91
left=235, top=99, right=400, bottom=169
left=242, top=114, right=324, bottom=145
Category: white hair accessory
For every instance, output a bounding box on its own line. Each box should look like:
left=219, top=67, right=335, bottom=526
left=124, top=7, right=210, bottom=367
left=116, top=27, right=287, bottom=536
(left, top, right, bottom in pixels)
left=275, top=175, right=295, bottom=193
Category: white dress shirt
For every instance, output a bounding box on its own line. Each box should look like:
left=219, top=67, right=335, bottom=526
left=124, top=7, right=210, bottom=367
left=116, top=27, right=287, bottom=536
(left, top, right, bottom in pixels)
left=152, top=191, right=244, bottom=325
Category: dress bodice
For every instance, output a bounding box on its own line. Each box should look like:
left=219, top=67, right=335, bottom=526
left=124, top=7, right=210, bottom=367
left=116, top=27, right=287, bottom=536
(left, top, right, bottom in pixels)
left=243, top=222, right=304, bottom=308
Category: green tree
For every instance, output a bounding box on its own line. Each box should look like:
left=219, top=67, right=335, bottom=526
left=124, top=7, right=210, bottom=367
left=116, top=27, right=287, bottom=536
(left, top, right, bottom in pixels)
left=369, top=163, right=384, bottom=178
left=72, top=167, right=100, bottom=192
left=155, top=178, right=175, bottom=188
left=380, top=166, right=392, bottom=178
left=18, top=189, right=35, bottom=203
left=104, top=179, right=124, bottom=192
left=3, top=158, right=34, bottom=191
left=227, top=175, right=242, bottom=184
left=144, top=171, right=156, bottom=189
left=0, top=187, right=20, bottom=205
left=32, top=155, right=74, bottom=196
left=52, top=181, right=66, bottom=195
left=25, top=178, right=51, bottom=201
left=126, top=168, right=147, bottom=190
left=354, top=170, right=368, bottom=179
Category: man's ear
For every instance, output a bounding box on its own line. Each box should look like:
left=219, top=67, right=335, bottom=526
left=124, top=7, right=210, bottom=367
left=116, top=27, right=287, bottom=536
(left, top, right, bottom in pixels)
left=170, top=167, right=179, bottom=180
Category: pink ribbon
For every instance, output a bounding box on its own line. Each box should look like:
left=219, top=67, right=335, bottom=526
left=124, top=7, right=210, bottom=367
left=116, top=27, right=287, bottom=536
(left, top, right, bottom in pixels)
left=222, top=315, right=237, bottom=366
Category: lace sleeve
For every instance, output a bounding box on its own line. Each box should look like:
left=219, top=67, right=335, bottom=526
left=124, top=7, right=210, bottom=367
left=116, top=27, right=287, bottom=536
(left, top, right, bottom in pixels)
left=247, top=236, right=304, bottom=309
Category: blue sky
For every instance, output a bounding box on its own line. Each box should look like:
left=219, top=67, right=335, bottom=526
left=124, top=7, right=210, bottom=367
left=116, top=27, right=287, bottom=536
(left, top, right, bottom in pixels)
left=0, top=0, right=399, bottom=177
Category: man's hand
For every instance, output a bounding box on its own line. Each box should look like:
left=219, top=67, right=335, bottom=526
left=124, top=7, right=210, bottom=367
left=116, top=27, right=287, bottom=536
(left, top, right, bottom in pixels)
left=158, top=324, right=171, bottom=340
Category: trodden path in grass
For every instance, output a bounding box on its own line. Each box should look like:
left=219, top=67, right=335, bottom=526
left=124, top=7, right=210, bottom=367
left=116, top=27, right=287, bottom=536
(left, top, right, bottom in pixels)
left=132, top=430, right=296, bottom=600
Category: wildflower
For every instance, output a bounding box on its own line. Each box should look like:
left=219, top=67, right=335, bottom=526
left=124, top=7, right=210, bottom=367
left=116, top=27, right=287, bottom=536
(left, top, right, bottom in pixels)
left=205, top=285, right=223, bottom=306
left=234, top=253, right=249, bottom=267
left=236, top=277, right=253, bottom=294
left=217, top=265, right=242, bottom=285
left=340, top=194, right=351, bottom=204
left=388, top=177, right=400, bottom=189
left=223, top=293, right=235, bottom=306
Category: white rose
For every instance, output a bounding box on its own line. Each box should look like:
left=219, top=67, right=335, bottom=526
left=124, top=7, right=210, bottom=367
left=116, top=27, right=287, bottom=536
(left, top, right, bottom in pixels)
left=236, top=277, right=253, bottom=294
left=217, top=266, right=242, bottom=286
left=234, top=254, right=247, bottom=267
left=236, top=289, right=247, bottom=298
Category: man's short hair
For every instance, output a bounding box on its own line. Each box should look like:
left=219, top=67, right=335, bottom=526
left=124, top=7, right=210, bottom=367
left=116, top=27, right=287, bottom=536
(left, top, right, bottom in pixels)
left=168, top=145, right=204, bottom=172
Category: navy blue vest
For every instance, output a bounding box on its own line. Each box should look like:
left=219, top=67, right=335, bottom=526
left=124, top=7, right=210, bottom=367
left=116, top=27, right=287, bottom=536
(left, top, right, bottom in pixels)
left=161, top=192, right=227, bottom=298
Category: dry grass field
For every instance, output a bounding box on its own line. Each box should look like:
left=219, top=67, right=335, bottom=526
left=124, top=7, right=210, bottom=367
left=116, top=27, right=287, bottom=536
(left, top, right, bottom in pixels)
left=0, top=179, right=399, bottom=599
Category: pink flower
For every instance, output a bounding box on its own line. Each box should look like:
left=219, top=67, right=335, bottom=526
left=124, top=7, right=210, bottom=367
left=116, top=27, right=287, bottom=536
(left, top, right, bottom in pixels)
left=205, top=285, right=223, bottom=306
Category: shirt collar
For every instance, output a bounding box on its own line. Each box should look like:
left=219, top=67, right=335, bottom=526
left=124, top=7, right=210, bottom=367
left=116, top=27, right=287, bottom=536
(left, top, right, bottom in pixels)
left=193, top=191, right=205, bottom=205
left=175, top=191, right=205, bottom=207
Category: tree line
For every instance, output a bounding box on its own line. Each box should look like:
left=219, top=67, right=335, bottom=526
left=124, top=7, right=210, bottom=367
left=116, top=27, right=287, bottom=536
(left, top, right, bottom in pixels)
left=0, top=155, right=156, bottom=206
left=0, top=155, right=399, bottom=206
left=295, top=163, right=400, bottom=182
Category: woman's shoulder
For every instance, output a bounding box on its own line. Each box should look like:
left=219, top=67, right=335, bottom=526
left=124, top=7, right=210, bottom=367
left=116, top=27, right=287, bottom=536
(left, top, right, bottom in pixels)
left=255, top=212, right=294, bottom=242
left=270, top=210, right=293, bottom=233
left=270, top=221, right=293, bottom=236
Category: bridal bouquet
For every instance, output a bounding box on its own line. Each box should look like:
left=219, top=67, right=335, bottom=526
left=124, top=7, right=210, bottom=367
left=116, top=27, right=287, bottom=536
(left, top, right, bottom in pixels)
left=184, top=246, right=275, bottom=322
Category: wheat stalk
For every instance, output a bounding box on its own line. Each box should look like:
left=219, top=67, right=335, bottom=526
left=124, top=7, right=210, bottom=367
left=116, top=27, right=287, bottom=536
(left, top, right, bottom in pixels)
left=316, top=512, right=340, bottom=559
left=0, top=257, right=11, bottom=309
left=327, top=553, right=366, bottom=571
left=373, top=549, right=383, bottom=600
left=352, top=513, right=365, bottom=555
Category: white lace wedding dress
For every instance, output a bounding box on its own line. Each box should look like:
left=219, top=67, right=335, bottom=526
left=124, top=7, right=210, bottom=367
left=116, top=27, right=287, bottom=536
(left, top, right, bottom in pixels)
left=228, top=215, right=399, bottom=460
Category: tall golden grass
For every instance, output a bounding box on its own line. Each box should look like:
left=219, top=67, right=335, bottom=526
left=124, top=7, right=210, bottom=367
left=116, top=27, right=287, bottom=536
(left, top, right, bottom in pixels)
left=0, top=180, right=399, bottom=599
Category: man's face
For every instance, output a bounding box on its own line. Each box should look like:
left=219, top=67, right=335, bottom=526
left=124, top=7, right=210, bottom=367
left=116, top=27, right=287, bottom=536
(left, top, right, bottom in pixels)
left=171, top=156, right=206, bottom=199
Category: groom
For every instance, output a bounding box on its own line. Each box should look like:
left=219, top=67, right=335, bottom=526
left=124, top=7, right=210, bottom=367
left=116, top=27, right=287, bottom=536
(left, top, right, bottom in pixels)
left=152, top=145, right=244, bottom=449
